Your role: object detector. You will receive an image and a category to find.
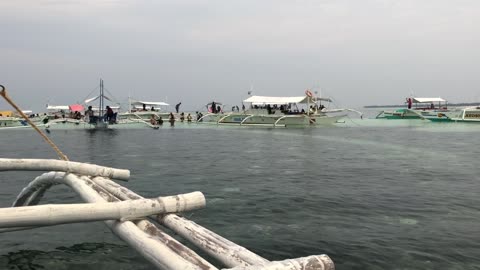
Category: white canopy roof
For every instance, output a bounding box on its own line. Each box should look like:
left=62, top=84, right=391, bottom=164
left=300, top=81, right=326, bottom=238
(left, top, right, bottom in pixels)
left=413, top=97, right=446, bottom=103
left=85, top=95, right=112, bottom=104
left=131, top=101, right=169, bottom=106
left=88, top=106, right=120, bottom=111
left=243, top=95, right=330, bottom=105
left=47, top=105, right=69, bottom=111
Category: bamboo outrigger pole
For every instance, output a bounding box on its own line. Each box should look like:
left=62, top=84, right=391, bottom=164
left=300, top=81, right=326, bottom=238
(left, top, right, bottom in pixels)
left=0, top=85, right=69, bottom=161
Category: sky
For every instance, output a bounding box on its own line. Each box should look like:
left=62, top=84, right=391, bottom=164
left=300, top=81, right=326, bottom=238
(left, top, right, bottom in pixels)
left=1, top=0, right=479, bottom=112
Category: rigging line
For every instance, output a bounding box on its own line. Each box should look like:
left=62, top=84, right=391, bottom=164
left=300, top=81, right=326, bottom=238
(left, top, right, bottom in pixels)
left=0, top=85, right=69, bottom=161
left=81, top=85, right=100, bottom=104
left=103, top=87, right=121, bottom=104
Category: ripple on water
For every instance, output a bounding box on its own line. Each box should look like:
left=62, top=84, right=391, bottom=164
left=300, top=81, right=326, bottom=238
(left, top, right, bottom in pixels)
left=1, top=126, right=480, bottom=269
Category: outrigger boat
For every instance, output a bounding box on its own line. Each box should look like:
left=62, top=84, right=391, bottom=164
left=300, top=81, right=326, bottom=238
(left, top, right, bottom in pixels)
left=448, top=106, right=480, bottom=123
left=0, top=110, right=48, bottom=129
left=118, top=99, right=170, bottom=122
left=376, top=97, right=459, bottom=121
left=199, top=91, right=359, bottom=127
left=46, top=80, right=161, bottom=130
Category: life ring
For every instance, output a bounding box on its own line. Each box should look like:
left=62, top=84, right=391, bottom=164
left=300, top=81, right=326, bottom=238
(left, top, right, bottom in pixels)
left=305, top=89, right=313, bottom=97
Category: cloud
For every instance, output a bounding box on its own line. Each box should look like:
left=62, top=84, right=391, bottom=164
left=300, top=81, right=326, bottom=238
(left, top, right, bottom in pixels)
left=1, top=0, right=480, bottom=111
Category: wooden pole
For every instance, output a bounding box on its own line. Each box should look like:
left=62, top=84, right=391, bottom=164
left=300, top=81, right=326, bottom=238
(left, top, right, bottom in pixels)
left=0, top=158, right=130, bottom=180
left=162, top=214, right=269, bottom=267
left=14, top=171, right=66, bottom=207
left=0, top=192, right=205, bottom=228
left=224, top=255, right=334, bottom=270
left=0, top=85, right=69, bottom=161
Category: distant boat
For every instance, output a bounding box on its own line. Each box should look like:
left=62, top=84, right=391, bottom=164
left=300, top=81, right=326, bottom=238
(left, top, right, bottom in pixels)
left=375, top=97, right=460, bottom=121
left=198, top=91, right=359, bottom=127
left=0, top=110, right=48, bottom=129
left=46, top=80, right=160, bottom=130
left=448, top=106, right=480, bottom=123
left=117, top=99, right=170, bottom=122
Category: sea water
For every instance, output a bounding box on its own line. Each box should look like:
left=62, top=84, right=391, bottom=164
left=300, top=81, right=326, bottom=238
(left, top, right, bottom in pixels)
left=0, top=120, right=479, bottom=270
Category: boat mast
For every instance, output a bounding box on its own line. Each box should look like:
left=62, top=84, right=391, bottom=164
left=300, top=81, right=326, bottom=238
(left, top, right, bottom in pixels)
left=128, top=94, right=131, bottom=113
left=99, top=79, right=104, bottom=120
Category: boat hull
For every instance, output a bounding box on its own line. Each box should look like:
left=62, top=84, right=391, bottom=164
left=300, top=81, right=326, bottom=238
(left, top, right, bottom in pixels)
left=199, top=113, right=345, bottom=127
left=377, top=109, right=461, bottom=122
left=450, top=107, right=480, bottom=122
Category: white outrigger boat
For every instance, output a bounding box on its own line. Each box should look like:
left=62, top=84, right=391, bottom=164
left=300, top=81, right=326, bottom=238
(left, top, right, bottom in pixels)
left=448, top=106, right=480, bottom=123
left=199, top=92, right=359, bottom=127
left=118, top=99, right=171, bottom=122
left=376, top=97, right=460, bottom=121
left=46, top=80, right=162, bottom=130
left=0, top=110, right=49, bottom=129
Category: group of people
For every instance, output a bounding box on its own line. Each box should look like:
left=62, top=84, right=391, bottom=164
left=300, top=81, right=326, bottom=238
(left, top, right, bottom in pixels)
left=209, top=102, right=222, bottom=114
left=138, top=104, right=157, bottom=112
left=149, top=111, right=194, bottom=127
left=249, top=104, right=324, bottom=115
left=83, top=105, right=116, bottom=124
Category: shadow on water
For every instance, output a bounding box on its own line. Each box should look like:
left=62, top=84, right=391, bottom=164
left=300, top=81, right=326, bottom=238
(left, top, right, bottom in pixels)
left=83, top=129, right=120, bottom=162
left=0, top=242, right=150, bottom=270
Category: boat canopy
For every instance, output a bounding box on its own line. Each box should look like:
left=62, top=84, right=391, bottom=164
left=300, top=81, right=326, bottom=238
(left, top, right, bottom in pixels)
left=413, top=97, right=446, bottom=103
left=47, top=105, right=69, bottom=111
left=243, top=95, right=331, bottom=105
left=0, top=111, right=13, bottom=117
left=131, top=101, right=170, bottom=106
left=89, top=106, right=120, bottom=111
left=85, top=95, right=112, bottom=104
left=69, top=104, right=84, bottom=112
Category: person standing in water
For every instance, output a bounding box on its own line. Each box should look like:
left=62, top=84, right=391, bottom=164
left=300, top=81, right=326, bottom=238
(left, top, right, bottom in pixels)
left=169, top=112, right=175, bottom=126
left=85, top=106, right=94, bottom=123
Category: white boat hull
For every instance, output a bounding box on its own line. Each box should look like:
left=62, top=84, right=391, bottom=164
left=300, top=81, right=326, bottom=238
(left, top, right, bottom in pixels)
left=450, top=107, right=480, bottom=122
left=199, top=113, right=345, bottom=127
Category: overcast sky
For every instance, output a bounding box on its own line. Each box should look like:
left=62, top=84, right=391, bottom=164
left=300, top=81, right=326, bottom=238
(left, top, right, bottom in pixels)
left=1, top=0, right=479, bottom=112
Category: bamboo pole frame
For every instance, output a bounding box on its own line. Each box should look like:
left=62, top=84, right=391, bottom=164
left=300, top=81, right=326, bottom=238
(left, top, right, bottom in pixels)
left=9, top=172, right=218, bottom=270
left=1, top=158, right=335, bottom=270
left=0, top=158, right=130, bottom=180
left=0, top=191, right=205, bottom=228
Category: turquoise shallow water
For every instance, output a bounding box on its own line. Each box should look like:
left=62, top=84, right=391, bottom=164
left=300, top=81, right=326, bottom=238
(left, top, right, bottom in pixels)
left=1, top=121, right=480, bottom=269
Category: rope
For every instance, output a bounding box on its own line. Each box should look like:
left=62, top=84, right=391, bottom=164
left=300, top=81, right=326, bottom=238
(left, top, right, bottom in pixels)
left=0, top=85, right=69, bottom=161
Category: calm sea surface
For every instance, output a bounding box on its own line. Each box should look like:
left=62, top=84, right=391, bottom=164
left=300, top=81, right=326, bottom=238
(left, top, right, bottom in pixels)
left=1, top=119, right=480, bottom=270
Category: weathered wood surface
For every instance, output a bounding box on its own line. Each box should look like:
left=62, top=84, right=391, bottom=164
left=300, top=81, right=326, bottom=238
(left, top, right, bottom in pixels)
left=14, top=171, right=67, bottom=207
left=135, top=219, right=218, bottom=270
left=162, top=214, right=270, bottom=267
left=92, top=177, right=270, bottom=267
left=0, top=191, right=205, bottom=228
left=0, top=158, right=130, bottom=180
left=225, top=255, right=334, bottom=270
